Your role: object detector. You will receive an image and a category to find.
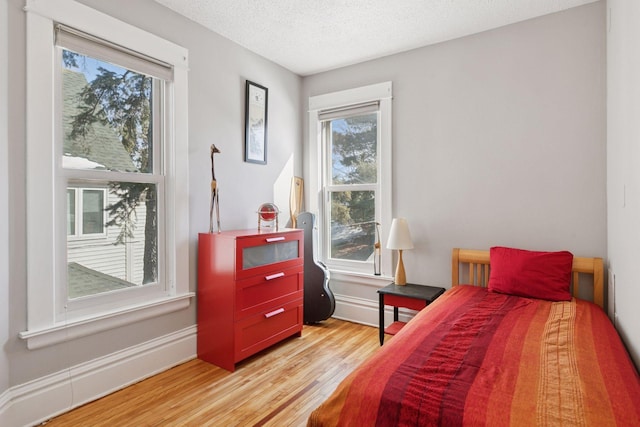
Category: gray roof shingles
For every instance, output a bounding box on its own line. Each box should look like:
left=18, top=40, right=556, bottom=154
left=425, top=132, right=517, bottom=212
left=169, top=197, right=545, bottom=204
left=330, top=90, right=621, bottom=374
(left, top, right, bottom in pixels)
left=62, top=69, right=138, bottom=173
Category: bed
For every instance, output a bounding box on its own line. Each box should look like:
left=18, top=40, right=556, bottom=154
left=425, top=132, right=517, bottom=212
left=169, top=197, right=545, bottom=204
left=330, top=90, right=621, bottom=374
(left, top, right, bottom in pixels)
left=308, top=247, right=640, bottom=426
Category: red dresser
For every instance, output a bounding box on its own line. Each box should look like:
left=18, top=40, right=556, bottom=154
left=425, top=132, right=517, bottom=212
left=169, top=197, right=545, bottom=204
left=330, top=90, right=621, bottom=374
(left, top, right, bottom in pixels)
left=197, top=229, right=304, bottom=371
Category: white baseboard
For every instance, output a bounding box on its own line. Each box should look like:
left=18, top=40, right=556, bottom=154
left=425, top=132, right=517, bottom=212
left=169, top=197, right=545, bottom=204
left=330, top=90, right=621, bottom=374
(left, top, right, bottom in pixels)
left=0, top=325, right=197, bottom=427
left=328, top=272, right=419, bottom=328
left=332, top=293, right=417, bottom=328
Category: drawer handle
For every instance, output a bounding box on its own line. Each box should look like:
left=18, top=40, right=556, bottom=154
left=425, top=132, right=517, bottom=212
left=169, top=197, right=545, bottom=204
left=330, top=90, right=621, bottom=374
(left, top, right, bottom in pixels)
left=264, top=308, right=285, bottom=318
left=265, top=272, right=285, bottom=281
left=266, top=237, right=285, bottom=243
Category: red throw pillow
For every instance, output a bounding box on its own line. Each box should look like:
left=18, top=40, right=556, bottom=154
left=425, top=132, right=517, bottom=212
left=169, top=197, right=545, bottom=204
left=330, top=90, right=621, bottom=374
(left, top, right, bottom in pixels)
left=488, top=246, right=573, bottom=301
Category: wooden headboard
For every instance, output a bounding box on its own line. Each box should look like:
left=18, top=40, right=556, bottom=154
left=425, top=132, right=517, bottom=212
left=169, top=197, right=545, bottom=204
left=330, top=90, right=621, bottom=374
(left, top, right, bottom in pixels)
left=451, top=248, right=605, bottom=309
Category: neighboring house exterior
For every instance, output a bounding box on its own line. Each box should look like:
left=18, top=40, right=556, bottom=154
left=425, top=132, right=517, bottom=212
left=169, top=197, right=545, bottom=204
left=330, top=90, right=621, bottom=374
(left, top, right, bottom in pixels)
left=63, top=69, right=147, bottom=297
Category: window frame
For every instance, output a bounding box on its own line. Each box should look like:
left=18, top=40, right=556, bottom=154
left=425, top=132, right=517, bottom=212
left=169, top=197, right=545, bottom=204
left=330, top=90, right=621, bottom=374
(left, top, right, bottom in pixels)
left=308, top=82, right=393, bottom=277
left=56, top=37, right=167, bottom=312
left=21, top=0, right=192, bottom=350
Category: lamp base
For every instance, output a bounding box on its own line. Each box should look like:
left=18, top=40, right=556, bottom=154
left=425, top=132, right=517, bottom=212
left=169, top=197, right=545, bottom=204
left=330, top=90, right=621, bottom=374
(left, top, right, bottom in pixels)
left=394, top=250, right=407, bottom=285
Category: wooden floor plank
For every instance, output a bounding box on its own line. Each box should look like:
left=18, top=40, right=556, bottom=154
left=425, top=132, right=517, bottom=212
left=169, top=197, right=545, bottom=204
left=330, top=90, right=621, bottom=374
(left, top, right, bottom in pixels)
left=42, top=318, right=381, bottom=427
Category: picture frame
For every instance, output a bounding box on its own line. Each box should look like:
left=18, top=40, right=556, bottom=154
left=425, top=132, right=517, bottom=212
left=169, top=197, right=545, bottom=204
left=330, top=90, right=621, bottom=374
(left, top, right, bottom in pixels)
left=244, top=80, right=268, bottom=164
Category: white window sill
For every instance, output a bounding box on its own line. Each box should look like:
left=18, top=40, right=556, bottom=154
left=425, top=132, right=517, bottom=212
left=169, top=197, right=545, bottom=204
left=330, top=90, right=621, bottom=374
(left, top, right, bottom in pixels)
left=328, top=269, right=394, bottom=288
left=19, top=292, right=194, bottom=350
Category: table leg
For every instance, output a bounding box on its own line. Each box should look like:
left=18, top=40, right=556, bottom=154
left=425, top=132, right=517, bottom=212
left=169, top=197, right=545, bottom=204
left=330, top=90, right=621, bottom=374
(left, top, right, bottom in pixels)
left=379, top=293, right=385, bottom=345
left=393, top=306, right=399, bottom=322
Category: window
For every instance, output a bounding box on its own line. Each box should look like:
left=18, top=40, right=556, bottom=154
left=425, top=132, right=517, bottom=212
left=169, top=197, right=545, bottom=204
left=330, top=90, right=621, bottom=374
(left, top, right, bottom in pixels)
left=22, top=0, right=192, bottom=349
left=67, top=187, right=106, bottom=237
left=324, top=109, right=378, bottom=262
left=57, top=25, right=166, bottom=300
left=308, top=83, right=393, bottom=276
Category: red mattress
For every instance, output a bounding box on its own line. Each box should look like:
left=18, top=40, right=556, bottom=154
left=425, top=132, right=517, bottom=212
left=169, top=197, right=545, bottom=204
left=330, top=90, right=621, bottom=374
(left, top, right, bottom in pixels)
left=308, top=285, right=640, bottom=426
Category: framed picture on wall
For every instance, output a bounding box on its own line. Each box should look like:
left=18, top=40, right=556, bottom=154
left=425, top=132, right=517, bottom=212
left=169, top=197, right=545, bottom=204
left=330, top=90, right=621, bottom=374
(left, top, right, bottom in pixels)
left=245, top=80, right=268, bottom=164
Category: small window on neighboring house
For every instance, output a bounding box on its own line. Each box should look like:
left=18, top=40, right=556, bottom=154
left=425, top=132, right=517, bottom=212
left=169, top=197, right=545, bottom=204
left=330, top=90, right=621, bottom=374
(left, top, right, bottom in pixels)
left=81, top=189, right=105, bottom=235
left=67, top=188, right=76, bottom=236
left=67, top=187, right=106, bottom=237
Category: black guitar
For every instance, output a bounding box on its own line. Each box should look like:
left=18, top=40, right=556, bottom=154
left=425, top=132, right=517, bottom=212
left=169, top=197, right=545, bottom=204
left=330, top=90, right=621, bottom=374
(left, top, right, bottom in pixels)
left=297, top=212, right=335, bottom=323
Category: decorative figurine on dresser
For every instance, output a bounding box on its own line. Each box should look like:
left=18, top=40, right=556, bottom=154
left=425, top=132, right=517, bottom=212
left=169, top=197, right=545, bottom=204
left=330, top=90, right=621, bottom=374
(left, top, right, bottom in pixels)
left=209, top=144, right=221, bottom=233
left=197, top=227, right=304, bottom=372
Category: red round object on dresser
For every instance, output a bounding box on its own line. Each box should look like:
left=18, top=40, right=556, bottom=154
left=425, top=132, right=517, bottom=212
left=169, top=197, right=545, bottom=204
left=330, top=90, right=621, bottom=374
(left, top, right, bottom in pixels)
left=258, top=203, right=278, bottom=221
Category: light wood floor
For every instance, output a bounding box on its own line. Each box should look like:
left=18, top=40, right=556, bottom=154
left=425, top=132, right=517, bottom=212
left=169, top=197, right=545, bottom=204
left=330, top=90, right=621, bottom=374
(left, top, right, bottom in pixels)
left=43, top=318, right=382, bottom=427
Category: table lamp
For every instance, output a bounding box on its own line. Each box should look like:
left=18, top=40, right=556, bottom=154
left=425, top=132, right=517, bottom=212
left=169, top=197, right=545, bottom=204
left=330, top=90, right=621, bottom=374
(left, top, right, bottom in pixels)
left=387, top=218, right=414, bottom=285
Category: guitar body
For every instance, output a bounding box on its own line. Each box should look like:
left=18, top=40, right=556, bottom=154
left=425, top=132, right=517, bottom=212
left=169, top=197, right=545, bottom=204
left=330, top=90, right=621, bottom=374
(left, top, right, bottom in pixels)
left=297, top=212, right=335, bottom=323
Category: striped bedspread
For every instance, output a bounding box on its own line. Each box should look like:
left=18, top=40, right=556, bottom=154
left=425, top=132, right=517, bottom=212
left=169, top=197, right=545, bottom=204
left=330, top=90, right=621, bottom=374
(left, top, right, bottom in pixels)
left=308, top=285, right=640, bottom=426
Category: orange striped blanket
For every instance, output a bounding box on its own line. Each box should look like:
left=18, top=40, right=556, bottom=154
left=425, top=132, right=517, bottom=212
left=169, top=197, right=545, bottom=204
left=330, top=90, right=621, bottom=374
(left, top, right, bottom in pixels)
left=308, top=285, right=640, bottom=426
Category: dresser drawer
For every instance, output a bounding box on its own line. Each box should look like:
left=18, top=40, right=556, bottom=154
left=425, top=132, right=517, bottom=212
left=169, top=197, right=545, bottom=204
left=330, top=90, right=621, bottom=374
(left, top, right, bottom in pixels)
left=236, top=267, right=303, bottom=319
left=235, top=230, right=303, bottom=280
left=235, top=299, right=303, bottom=361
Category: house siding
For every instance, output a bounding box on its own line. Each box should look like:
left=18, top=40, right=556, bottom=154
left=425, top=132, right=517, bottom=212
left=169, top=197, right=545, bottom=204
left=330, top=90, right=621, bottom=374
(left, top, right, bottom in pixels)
left=67, top=193, right=148, bottom=287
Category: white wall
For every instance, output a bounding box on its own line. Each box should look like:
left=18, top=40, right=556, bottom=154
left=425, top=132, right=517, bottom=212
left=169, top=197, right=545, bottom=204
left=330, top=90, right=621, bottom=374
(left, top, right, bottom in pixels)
left=607, top=0, right=640, bottom=368
left=0, top=0, right=11, bottom=397
left=303, top=3, right=606, bottom=326
left=2, top=0, right=302, bottom=423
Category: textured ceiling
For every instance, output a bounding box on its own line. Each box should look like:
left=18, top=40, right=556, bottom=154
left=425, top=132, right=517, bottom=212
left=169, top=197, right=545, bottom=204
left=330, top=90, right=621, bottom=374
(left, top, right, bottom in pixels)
left=152, top=0, right=599, bottom=76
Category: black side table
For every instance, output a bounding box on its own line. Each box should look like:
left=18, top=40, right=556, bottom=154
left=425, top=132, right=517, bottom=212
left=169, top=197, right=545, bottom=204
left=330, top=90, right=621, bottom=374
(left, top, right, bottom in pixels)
left=377, top=283, right=445, bottom=345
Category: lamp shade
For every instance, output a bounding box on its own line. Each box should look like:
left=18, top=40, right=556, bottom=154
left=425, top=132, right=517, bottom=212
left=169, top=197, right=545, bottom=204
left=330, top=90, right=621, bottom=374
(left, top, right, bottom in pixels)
left=386, top=218, right=414, bottom=250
